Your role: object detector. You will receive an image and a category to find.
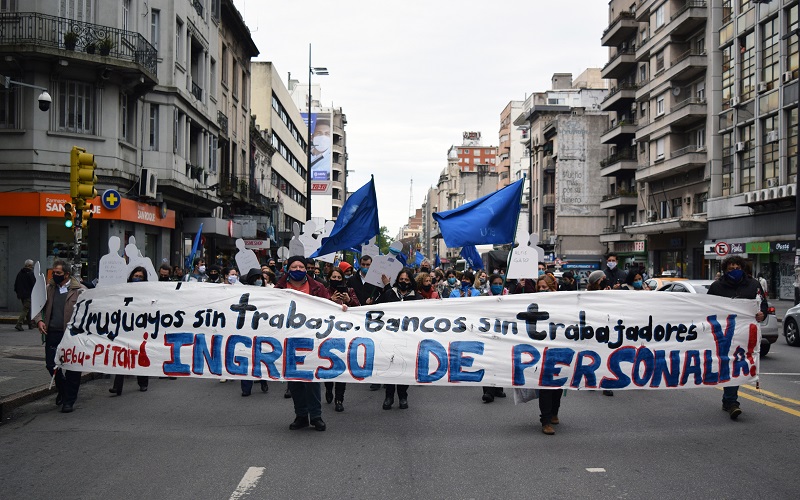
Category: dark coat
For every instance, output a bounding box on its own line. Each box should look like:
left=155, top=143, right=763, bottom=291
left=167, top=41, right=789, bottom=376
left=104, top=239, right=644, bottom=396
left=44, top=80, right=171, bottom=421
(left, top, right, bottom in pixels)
left=14, top=267, right=36, bottom=300
left=708, top=275, right=769, bottom=315
left=604, top=267, right=628, bottom=286
left=377, top=287, right=422, bottom=303
left=348, top=274, right=381, bottom=305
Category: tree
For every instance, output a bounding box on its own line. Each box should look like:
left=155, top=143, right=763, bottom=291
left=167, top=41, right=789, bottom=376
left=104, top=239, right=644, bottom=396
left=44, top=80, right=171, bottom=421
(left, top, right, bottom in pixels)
left=376, top=226, right=392, bottom=255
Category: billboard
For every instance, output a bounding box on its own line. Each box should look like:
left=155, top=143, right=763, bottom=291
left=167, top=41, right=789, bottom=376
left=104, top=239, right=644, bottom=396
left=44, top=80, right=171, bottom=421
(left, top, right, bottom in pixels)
left=302, top=111, right=333, bottom=195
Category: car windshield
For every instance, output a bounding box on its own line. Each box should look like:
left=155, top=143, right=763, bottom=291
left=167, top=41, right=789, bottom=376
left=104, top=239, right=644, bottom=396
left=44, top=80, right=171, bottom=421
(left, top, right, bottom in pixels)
left=693, top=284, right=711, bottom=294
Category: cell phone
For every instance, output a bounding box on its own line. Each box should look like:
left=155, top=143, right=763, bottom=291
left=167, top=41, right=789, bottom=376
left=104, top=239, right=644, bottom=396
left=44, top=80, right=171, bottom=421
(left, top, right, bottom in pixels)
left=336, top=285, right=349, bottom=294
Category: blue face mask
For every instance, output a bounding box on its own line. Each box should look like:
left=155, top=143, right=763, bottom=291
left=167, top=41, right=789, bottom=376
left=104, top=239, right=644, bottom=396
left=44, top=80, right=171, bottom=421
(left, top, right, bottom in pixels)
left=131, top=277, right=143, bottom=283
left=461, top=281, right=471, bottom=289
left=447, top=277, right=457, bottom=285
left=726, top=269, right=744, bottom=282
left=490, top=284, right=504, bottom=295
left=633, top=280, right=643, bottom=289
left=360, top=267, right=369, bottom=275
left=538, top=270, right=545, bottom=277
left=289, top=270, right=308, bottom=282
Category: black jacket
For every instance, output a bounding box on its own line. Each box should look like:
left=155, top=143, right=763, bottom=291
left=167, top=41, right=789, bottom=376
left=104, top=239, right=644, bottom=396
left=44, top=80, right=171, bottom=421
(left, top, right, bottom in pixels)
left=708, top=275, right=769, bottom=315
left=376, top=287, right=422, bottom=303
left=348, top=274, right=381, bottom=305
left=604, top=267, right=627, bottom=286
left=14, top=267, right=36, bottom=300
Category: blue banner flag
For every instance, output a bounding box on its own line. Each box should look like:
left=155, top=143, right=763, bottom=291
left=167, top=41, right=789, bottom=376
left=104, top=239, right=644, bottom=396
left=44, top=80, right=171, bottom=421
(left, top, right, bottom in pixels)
left=432, top=178, right=524, bottom=247
left=185, top=223, right=204, bottom=270
left=460, top=245, right=484, bottom=270
left=434, top=253, right=441, bottom=268
left=415, top=251, right=425, bottom=266
left=311, top=177, right=380, bottom=258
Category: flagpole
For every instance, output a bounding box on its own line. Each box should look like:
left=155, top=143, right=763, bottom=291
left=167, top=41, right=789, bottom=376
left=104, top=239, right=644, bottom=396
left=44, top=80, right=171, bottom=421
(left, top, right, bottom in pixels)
left=502, top=175, right=526, bottom=290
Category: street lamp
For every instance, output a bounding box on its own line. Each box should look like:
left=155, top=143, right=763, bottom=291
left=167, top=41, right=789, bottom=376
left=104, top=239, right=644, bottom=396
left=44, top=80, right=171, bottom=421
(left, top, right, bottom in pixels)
left=306, top=43, right=328, bottom=222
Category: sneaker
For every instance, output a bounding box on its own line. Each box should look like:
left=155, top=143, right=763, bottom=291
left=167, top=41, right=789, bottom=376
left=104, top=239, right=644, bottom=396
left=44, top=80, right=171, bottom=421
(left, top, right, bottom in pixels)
left=284, top=387, right=292, bottom=399
left=541, top=423, right=555, bottom=435
left=551, top=416, right=560, bottom=425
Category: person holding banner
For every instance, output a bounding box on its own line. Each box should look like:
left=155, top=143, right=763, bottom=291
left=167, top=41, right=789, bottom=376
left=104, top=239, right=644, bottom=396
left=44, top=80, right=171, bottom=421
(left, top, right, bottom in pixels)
left=276, top=255, right=331, bottom=431
left=450, top=271, right=480, bottom=298
left=486, top=274, right=508, bottom=296
left=377, top=268, right=422, bottom=410
left=240, top=269, right=269, bottom=396
left=223, top=267, right=240, bottom=285
left=110, top=267, right=151, bottom=396
left=708, top=255, right=768, bottom=420
left=534, top=274, right=564, bottom=435
left=323, top=267, right=361, bottom=412
left=33, top=260, right=86, bottom=413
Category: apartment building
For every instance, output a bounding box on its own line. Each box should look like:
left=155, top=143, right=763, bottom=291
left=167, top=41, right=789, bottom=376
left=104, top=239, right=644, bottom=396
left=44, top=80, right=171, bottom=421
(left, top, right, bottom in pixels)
left=498, top=100, right=528, bottom=212
left=514, top=72, right=608, bottom=273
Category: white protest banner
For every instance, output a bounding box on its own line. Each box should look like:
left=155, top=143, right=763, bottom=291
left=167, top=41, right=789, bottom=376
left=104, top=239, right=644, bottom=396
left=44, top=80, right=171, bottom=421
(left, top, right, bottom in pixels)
left=56, top=285, right=761, bottom=390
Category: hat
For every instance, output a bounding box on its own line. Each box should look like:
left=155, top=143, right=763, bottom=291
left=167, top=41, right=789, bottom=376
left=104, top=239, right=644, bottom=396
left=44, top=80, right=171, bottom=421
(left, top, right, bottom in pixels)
left=285, top=255, right=306, bottom=270
left=588, top=270, right=606, bottom=286
left=244, top=268, right=262, bottom=285
left=339, top=261, right=352, bottom=272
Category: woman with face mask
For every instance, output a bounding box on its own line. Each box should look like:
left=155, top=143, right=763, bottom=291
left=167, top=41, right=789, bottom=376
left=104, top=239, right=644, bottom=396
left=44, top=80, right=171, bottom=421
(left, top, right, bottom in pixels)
left=415, top=271, right=440, bottom=299
left=205, top=265, right=222, bottom=284
left=109, top=267, right=149, bottom=396
left=275, top=255, right=332, bottom=431
left=449, top=270, right=480, bottom=298
left=486, top=273, right=508, bottom=296
left=474, top=271, right=490, bottom=295
left=376, top=268, right=421, bottom=410
left=622, top=268, right=650, bottom=291
left=223, top=267, right=240, bottom=285
left=240, top=269, right=269, bottom=396
left=480, top=272, right=510, bottom=404
left=438, top=269, right=458, bottom=298
left=323, top=267, right=360, bottom=412
left=534, top=274, right=564, bottom=435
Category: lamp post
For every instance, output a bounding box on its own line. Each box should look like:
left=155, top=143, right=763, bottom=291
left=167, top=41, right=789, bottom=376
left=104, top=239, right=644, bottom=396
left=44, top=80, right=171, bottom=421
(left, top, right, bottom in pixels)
left=306, top=44, right=328, bottom=222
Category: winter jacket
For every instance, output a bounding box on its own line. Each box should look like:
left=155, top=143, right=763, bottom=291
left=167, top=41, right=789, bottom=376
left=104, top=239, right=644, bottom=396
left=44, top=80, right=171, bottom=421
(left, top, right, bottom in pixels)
left=14, top=267, right=36, bottom=300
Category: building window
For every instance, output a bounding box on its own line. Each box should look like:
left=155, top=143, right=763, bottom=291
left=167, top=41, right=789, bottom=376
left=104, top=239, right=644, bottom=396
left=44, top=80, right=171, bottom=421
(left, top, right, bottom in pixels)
left=696, top=128, right=705, bottom=149
left=659, top=200, right=669, bottom=219
left=0, top=0, right=18, bottom=12
left=232, top=61, right=239, bottom=100
left=149, top=104, right=159, bottom=150
left=740, top=124, right=755, bottom=192
left=789, top=4, right=799, bottom=76
left=473, top=149, right=479, bottom=156
left=656, top=95, right=665, bottom=116
left=121, top=93, right=130, bottom=141
left=221, top=45, right=228, bottom=86
left=0, top=83, right=18, bottom=129
left=722, top=132, right=733, bottom=195
left=696, top=81, right=705, bottom=101
left=740, top=32, right=755, bottom=101
left=209, top=57, right=216, bottom=97
left=721, top=45, right=734, bottom=107
left=671, top=198, right=682, bottom=218
left=762, top=17, right=779, bottom=89
left=175, top=18, right=183, bottom=65
left=656, top=137, right=665, bottom=160
left=57, top=80, right=95, bottom=135
left=695, top=192, right=708, bottom=214
left=241, top=69, right=247, bottom=108
left=150, top=9, right=160, bottom=51
left=655, top=4, right=665, bottom=28
left=655, top=51, right=664, bottom=72
left=762, top=115, right=778, bottom=183
left=639, top=64, right=647, bottom=83
left=122, top=0, right=130, bottom=30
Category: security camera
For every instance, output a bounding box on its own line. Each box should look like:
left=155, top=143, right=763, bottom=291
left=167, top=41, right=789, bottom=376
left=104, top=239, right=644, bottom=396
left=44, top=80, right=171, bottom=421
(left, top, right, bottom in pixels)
left=38, top=91, right=51, bottom=112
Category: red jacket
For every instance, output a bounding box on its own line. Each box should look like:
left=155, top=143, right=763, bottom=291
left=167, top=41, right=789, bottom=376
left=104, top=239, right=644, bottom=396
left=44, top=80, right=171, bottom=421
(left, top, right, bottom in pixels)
left=275, top=274, right=331, bottom=299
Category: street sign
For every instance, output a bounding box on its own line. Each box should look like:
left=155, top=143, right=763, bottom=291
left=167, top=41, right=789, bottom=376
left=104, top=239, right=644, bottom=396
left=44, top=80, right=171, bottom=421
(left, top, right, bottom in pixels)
left=714, top=242, right=729, bottom=256
left=101, top=189, right=121, bottom=210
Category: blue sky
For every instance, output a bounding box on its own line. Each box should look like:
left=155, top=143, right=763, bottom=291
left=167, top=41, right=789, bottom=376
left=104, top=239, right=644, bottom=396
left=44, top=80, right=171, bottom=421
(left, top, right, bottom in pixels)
left=234, top=0, right=608, bottom=237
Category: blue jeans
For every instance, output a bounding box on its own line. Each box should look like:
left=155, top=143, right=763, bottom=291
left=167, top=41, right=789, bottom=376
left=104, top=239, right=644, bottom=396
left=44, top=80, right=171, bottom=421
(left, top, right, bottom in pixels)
left=288, top=381, right=322, bottom=418
left=722, top=385, right=739, bottom=407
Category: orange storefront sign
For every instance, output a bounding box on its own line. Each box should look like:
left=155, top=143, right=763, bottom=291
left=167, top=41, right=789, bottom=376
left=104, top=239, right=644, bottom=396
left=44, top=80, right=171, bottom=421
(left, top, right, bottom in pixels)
left=0, top=192, right=175, bottom=229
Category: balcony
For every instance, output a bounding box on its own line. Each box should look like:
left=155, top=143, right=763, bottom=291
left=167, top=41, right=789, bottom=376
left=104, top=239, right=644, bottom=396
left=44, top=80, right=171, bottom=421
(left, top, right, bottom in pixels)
left=601, top=120, right=638, bottom=144
left=625, top=215, right=707, bottom=235
left=668, top=97, right=707, bottom=127
left=601, top=49, right=637, bottom=80
left=601, top=83, right=638, bottom=112
left=601, top=11, right=638, bottom=47
left=600, top=191, right=639, bottom=209
left=636, top=0, right=658, bottom=22
left=0, top=12, right=157, bottom=81
left=217, top=111, right=228, bottom=135
left=191, top=81, right=202, bottom=100
left=600, top=151, right=638, bottom=177
left=600, top=226, right=634, bottom=243
left=668, top=1, right=707, bottom=37
left=543, top=156, right=555, bottom=173
left=542, top=193, right=556, bottom=207
left=636, top=146, right=706, bottom=182
left=657, top=50, right=707, bottom=85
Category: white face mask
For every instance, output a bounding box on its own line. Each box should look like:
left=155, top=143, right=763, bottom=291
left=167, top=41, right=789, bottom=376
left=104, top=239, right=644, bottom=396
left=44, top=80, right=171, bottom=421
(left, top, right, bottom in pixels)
left=228, top=275, right=238, bottom=284
left=607, top=261, right=617, bottom=270
left=198, top=265, right=206, bottom=273
left=312, top=135, right=331, bottom=152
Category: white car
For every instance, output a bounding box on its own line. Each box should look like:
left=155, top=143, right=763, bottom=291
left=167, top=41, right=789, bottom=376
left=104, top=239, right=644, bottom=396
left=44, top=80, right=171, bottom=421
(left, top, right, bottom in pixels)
left=656, top=280, right=779, bottom=357
left=782, top=304, right=800, bottom=347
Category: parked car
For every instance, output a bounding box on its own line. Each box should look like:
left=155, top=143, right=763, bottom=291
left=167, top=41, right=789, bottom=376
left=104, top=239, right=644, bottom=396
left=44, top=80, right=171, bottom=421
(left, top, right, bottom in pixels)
left=782, top=304, right=800, bottom=347
left=644, top=276, right=686, bottom=291
left=655, top=280, right=779, bottom=356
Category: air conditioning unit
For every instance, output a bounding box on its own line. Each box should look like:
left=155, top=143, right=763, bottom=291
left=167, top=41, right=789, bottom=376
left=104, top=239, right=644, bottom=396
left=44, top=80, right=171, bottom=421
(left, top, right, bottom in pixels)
left=766, top=130, right=779, bottom=143
left=139, top=168, right=158, bottom=198
left=646, top=210, right=657, bottom=222
left=730, top=96, right=740, bottom=108
left=766, top=177, right=778, bottom=188
left=757, top=82, right=768, bottom=94
left=783, top=71, right=794, bottom=84
left=735, top=141, right=746, bottom=152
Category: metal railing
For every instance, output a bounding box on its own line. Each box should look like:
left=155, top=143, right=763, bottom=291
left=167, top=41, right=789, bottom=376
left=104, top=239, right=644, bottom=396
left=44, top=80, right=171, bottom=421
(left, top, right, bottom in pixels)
left=600, top=150, right=636, bottom=167
left=672, top=49, right=706, bottom=65
left=602, top=83, right=639, bottom=102
left=671, top=144, right=706, bottom=157
left=543, top=193, right=556, bottom=205
left=671, top=1, right=707, bottom=21
left=0, top=12, right=157, bottom=77
left=671, top=97, right=706, bottom=112
left=603, top=119, right=637, bottom=135
left=217, top=110, right=228, bottom=135
left=602, top=10, right=636, bottom=37
left=602, top=190, right=638, bottom=201
left=191, top=81, right=202, bottom=100
left=602, top=48, right=635, bottom=70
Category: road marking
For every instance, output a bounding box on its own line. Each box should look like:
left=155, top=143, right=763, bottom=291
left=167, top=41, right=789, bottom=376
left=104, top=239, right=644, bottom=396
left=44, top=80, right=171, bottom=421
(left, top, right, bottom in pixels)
left=0, top=376, right=14, bottom=383
left=229, top=467, right=265, bottom=500
left=586, top=468, right=606, bottom=473
left=718, top=386, right=800, bottom=417
left=739, top=384, right=800, bottom=406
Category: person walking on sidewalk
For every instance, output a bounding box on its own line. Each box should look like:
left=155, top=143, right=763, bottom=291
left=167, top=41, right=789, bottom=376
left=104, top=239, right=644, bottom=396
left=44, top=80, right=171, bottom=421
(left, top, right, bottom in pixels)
left=14, top=259, right=36, bottom=331
left=33, top=260, right=85, bottom=413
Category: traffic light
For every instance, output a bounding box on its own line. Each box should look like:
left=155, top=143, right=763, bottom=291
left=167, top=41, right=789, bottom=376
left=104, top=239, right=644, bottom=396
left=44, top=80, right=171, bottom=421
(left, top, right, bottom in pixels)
left=80, top=201, right=93, bottom=231
left=64, top=202, right=75, bottom=228
left=71, top=146, right=97, bottom=202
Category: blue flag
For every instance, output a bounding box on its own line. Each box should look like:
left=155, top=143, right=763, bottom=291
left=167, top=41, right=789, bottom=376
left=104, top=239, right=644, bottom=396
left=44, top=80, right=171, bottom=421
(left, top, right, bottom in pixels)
left=311, top=177, right=380, bottom=258
left=433, top=178, right=524, bottom=247
left=434, top=253, right=441, bottom=268
left=460, top=245, right=484, bottom=270
left=185, top=223, right=204, bottom=270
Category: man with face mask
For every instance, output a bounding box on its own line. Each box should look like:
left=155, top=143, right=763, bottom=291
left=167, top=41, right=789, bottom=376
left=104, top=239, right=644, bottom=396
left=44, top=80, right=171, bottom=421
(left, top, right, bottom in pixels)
left=439, top=269, right=459, bottom=298
left=310, top=118, right=332, bottom=181
left=603, top=252, right=627, bottom=290
left=184, top=258, right=207, bottom=282
left=205, top=265, right=222, bottom=284
left=348, top=255, right=380, bottom=306
left=708, top=256, right=768, bottom=420
left=33, top=260, right=86, bottom=413
left=158, top=263, right=172, bottom=282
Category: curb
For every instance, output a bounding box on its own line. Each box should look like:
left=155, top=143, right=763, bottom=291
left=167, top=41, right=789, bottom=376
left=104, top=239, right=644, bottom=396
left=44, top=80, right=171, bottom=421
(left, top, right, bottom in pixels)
left=0, top=372, right=106, bottom=421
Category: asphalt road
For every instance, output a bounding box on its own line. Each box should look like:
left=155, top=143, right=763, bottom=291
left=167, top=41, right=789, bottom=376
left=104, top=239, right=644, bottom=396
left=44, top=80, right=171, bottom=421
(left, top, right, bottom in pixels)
left=1, top=339, right=799, bottom=500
